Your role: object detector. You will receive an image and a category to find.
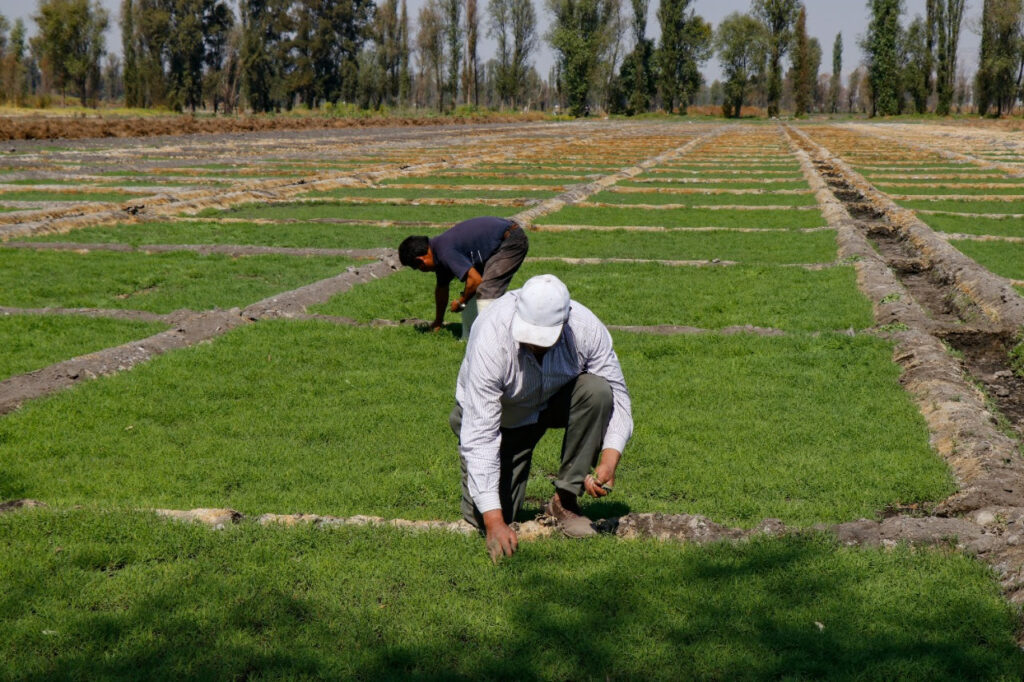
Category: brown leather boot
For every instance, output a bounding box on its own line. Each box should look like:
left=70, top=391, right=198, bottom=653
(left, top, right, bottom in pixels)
left=543, top=491, right=597, bottom=538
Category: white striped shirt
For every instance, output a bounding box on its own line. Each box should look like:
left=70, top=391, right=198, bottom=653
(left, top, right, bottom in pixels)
left=455, top=291, right=633, bottom=513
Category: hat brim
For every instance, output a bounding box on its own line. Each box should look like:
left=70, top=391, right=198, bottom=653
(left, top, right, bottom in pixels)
left=512, top=313, right=563, bottom=347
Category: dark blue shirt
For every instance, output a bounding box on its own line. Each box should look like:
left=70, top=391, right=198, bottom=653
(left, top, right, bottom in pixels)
left=430, top=216, right=514, bottom=285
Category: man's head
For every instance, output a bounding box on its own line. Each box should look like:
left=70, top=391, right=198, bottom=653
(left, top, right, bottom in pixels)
left=398, top=235, right=434, bottom=271
left=512, top=274, right=571, bottom=349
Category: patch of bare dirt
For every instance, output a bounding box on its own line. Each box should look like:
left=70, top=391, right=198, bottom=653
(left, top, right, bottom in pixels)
left=0, top=112, right=546, bottom=142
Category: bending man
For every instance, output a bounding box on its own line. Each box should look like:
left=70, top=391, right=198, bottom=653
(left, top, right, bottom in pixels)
left=450, top=274, right=633, bottom=561
left=398, top=216, right=528, bottom=339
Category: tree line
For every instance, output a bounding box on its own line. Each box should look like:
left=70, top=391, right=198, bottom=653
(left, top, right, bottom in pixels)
left=9, top=0, right=1024, bottom=116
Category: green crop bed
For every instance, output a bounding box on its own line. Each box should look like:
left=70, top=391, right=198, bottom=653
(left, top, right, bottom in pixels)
left=618, top=180, right=810, bottom=191
left=922, top=214, right=1024, bottom=238
left=535, top=205, right=826, bottom=229
left=205, top=201, right=506, bottom=224
left=902, top=199, right=1024, bottom=214
left=0, top=190, right=137, bottom=202
left=0, top=324, right=944, bottom=525
left=528, top=228, right=837, bottom=263
left=0, top=316, right=167, bottom=381
left=299, top=187, right=560, bottom=200
left=2, top=510, right=1019, bottom=681
left=950, top=240, right=1024, bottom=281
left=385, top=174, right=573, bottom=186
left=313, top=262, right=872, bottom=332
left=0, top=250, right=357, bottom=314
left=592, top=191, right=817, bottom=207
left=877, top=185, right=1024, bottom=196
left=11, top=220, right=445, bottom=249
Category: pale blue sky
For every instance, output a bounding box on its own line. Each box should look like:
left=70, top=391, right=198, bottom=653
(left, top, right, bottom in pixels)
left=0, top=0, right=981, bottom=82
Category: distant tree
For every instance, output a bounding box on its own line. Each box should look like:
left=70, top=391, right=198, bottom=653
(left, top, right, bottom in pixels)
left=932, top=0, right=966, bottom=115
left=714, top=12, right=764, bottom=118
left=32, top=0, right=108, bottom=106
left=239, top=0, right=291, bottom=112
left=1, top=18, right=29, bottom=106
left=656, top=0, right=711, bottom=114
left=862, top=0, right=904, bottom=116
left=546, top=0, right=618, bottom=116
left=398, top=0, right=412, bottom=104
left=465, top=0, right=480, bottom=104
left=903, top=16, right=931, bottom=113
left=751, top=0, right=800, bottom=117
left=975, top=0, right=1022, bottom=116
left=417, top=0, right=445, bottom=108
left=829, top=32, right=842, bottom=112
left=791, top=5, right=812, bottom=115
left=443, top=0, right=462, bottom=108
left=617, top=0, right=654, bottom=114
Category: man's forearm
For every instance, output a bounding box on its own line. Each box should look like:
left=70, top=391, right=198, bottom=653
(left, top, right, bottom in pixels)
left=434, top=284, right=449, bottom=324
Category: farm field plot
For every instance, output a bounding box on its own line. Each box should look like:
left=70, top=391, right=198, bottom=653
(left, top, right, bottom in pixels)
left=3, top=120, right=1024, bottom=678
left=0, top=316, right=167, bottom=381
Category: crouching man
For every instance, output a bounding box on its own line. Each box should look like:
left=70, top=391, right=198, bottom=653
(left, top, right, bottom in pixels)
left=398, top=216, right=528, bottom=339
left=449, top=274, right=633, bottom=561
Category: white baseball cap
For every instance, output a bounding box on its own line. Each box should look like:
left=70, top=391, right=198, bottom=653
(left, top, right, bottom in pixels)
left=511, top=274, right=571, bottom=347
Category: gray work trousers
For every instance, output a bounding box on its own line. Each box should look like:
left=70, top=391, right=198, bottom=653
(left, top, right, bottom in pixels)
left=475, top=226, right=528, bottom=300
left=449, top=373, right=613, bottom=529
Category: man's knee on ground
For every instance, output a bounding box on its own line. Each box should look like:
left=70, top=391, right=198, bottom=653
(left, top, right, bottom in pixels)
left=574, top=373, right=613, bottom=409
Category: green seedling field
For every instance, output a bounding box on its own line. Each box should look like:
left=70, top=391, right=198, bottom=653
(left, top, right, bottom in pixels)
left=901, top=198, right=1024, bottom=214
left=528, top=228, right=837, bottom=262
left=0, top=324, right=946, bottom=525
left=205, top=201, right=506, bottom=224
left=950, top=240, right=1024, bottom=280
left=12, top=220, right=445, bottom=249
left=299, top=187, right=561, bottom=200
left=385, top=174, right=575, bottom=186
left=591, top=191, right=818, bottom=207
left=922, top=214, right=1024, bottom=238
left=0, top=250, right=358, bottom=314
left=876, top=185, right=1024, bottom=196
left=536, top=205, right=827, bottom=229
left=0, top=316, right=167, bottom=381
left=2, top=510, right=1019, bottom=681
left=312, top=262, right=872, bottom=332
left=618, top=180, right=810, bottom=190
left=0, top=190, right=138, bottom=202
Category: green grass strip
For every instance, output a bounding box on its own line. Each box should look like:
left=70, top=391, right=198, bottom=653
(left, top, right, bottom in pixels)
left=0, top=316, right=167, bottom=381
left=11, top=220, right=446, bottom=249
left=314, top=262, right=872, bottom=332
left=535, top=205, right=826, bottom=229
left=205, top=201, right=505, bottom=224
left=0, top=250, right=357, bottom=314
left=591, top=191, right=817, bottom=207
left=0, top=325, right=945, bottom=525
left=5, top=509, right=1021, bottom=681
left=0, top=190, right=136, bottom=202
left=385, top=174, right=572, bottom=186
left=902, top=198, right=1024, bottom=214
left=529, top=228, right=836, bottom=263
left=618, top=180, right=810, bottom=191
left=877, top=185, right=1024, bottom=196
left=2, top=511, right=1018, bottom=681
left=950, top=240, right=1024, bottom=280
left=299, top=187, right=560, bottom=200
left=922, top=214, right=1024, bottom=238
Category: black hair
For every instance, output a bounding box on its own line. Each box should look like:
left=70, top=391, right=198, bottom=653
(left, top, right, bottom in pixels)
left=398, top=235, right=430, bottom=267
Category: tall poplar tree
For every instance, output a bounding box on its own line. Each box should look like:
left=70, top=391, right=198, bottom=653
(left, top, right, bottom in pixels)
left=714, top=11, right=764, bottom=118
left=32, top=0, right=108, bottom=105
left=862, top=0, right=904, bottom=116
left=975, top=0, right=1022, bottom=116
left=829, top=32, right=842, bottom=113
left=656, top=0, right=711, bottom=114
left=751, top=0, right=800, bottom=117
left=547, top=0, right=617, bottom=116
left=443, top=0, right=462, bottom=108
left=934, top=0, right=965, bottom=115
left=791, top=5, right=811, bottom=116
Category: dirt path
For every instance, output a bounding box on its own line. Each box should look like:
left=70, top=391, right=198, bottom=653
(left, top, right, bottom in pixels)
left=785, top=122, right=1024, bottom=610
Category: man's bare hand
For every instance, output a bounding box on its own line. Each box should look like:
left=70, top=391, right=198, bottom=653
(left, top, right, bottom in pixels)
left=584, top=449, right=620, bottom=498
left=482, top=510, right=517, bottom=563
left=450, top=298, right=466, bottom=313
